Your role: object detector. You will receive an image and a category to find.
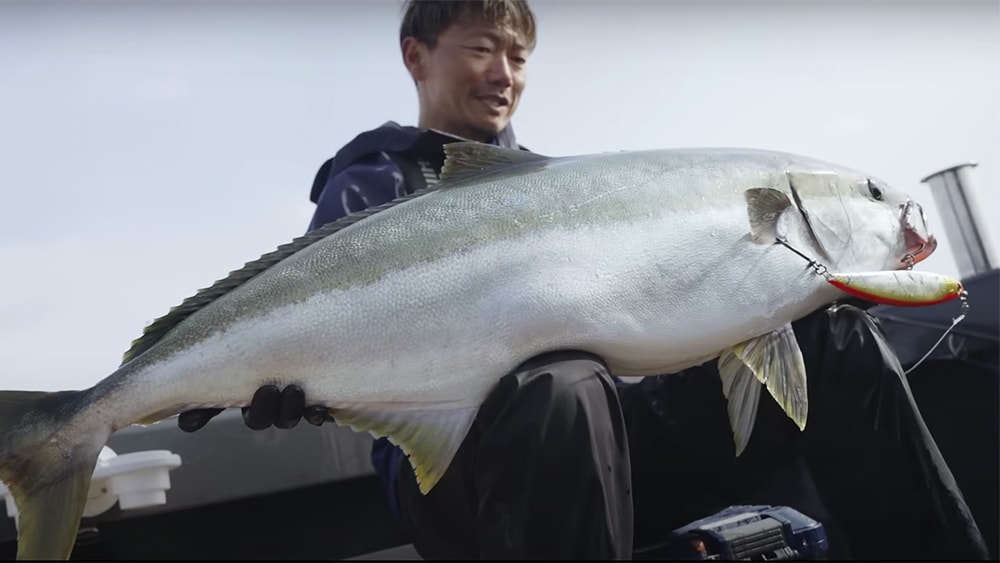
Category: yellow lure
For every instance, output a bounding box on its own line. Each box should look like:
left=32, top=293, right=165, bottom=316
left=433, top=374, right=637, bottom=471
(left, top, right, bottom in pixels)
left=828, top=270, right=964, bottom=307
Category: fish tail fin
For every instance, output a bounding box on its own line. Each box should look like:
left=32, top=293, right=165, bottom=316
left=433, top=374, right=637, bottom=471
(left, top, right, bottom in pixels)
left=0, top=389, right=109, bottom=560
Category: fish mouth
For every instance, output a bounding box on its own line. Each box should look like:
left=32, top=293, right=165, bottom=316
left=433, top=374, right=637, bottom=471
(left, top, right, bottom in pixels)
left=900, top=200, right=937, bottom=267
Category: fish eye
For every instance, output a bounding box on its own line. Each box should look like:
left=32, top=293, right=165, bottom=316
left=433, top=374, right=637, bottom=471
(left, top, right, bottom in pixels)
left=866, top=178, right=883, bottom=201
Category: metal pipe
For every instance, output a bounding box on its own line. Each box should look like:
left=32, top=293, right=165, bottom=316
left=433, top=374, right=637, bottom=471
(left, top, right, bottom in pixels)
left=920, top=163, right=997, bottom=278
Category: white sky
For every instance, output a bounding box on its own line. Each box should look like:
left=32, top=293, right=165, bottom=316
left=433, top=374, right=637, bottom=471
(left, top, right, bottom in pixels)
left=1, top=0, right=997, bottom=392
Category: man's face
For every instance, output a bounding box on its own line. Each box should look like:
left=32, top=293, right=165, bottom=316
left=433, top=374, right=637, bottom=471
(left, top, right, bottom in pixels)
left=404, top=16, right=529, bottom=142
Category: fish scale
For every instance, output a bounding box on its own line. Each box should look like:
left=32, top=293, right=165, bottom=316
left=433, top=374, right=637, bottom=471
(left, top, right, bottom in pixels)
left=0, top=142, right=942, bottom=560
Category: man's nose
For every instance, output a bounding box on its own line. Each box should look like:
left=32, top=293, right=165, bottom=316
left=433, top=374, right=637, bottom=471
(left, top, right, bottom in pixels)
left=485, top=54, right=513, bottom=88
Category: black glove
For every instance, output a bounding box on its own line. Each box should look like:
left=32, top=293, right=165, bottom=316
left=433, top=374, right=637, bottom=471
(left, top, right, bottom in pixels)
left=176, top=384, right=334, bottom=432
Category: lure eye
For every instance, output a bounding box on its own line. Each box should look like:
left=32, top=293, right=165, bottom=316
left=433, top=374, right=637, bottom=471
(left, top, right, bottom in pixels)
left=867, top=178, right=883, bottom=201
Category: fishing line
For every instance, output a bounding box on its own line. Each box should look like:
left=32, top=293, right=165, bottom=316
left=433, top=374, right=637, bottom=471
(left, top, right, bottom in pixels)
left=773, top=235, right=969, bottom=375
left=903, top=293, right=968, bottom=375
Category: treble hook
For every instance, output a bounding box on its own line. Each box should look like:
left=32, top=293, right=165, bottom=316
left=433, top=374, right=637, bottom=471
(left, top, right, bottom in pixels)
left=900, top=243, right=926, bottom=271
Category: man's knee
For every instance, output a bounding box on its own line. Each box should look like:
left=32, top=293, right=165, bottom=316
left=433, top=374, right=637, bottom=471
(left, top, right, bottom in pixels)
left=484, top=350, right=614, bottom=412
left=512, top=350, right=610, bottom=380
left=474, top=349, right=626, bottom=457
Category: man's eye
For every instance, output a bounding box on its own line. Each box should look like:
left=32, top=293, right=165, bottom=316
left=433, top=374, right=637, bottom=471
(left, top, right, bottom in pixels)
left=465, top=45, right=491, bottom=54
left=510, top=56, right=527, bottom=65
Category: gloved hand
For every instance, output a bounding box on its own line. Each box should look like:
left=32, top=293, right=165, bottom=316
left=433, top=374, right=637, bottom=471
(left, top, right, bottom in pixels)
left=176, top=384, right=334, bottom=432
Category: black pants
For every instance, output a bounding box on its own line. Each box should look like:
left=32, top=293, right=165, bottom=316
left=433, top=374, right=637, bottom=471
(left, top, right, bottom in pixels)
left=394, top=305, right=990, bottom=560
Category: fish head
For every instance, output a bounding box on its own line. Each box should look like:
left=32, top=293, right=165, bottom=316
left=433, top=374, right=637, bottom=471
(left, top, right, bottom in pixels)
left=780, top=168, right=938, bottom=272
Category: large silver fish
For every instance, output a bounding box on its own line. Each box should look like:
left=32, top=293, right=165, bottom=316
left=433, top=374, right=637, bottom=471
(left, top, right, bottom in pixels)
left=0, top=143, right=936, bottom=559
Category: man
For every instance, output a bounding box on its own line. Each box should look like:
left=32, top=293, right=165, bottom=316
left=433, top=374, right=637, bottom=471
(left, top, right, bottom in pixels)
left=179, top=1, right=990, bottom=560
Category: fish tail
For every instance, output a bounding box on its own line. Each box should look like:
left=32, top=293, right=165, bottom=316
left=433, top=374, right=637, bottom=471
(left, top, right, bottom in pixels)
left=0, top=389, right=109, bottom=560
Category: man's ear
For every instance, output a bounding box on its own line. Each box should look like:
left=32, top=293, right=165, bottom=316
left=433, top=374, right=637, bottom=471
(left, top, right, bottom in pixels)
left=401, top=36, right=428, bottom=83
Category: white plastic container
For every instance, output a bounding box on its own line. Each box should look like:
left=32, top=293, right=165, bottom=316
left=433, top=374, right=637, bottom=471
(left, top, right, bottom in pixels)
left=0, top=446, right=182, bottom=530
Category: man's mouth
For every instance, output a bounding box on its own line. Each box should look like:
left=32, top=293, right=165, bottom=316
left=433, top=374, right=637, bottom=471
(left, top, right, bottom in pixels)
left=479, top=95, right=510, bottom=111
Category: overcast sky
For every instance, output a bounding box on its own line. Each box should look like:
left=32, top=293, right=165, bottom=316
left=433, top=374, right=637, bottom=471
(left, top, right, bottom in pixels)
left=1, top=0, right=997, bottom=392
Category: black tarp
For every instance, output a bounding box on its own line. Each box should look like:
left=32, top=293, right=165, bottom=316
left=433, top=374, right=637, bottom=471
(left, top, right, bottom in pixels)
left=870, top=268, right=999, bottom=559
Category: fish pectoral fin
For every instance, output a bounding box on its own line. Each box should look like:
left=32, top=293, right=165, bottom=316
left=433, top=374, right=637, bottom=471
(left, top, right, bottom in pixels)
left=328, top=402, right=479, bottom=495
left=440, top=142, right=551, bottom=184
left=731, top=323, right=810, bottom=433
left=718, top=348, right=763, bottom=457
left=744, top=187, right=793, bottom=244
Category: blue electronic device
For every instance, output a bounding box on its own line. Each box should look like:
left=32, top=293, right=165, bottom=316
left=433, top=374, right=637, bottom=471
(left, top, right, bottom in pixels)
left=633, top=504, right=829, bottom=560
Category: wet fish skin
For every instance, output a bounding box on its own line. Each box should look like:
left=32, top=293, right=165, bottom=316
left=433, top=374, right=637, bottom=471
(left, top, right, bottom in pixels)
left=0, top=143, right=937, bottom=560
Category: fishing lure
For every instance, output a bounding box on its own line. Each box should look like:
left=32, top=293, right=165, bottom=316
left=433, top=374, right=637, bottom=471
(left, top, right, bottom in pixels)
left=826, top=270, right=964, bottom=307
left=773, top=235, right=965, bottom=307
left=774, top=236, right=970, bottom=375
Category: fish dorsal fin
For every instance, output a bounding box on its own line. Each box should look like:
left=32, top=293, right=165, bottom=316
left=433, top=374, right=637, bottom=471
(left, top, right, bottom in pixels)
left=717, top=323, right=809, bottom=456
left=120, top=188, right=438, bottom=366
left=440, top=141, right=551, bottom=185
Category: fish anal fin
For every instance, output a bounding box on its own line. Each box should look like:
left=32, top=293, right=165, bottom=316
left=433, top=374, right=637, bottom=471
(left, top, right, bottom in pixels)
left=328, top=402, right=479, bottom=495
left=718, top=348, right=763, bottom=457
left=440, top=142, right=550, bottom=185
left=732, top=324, right=809, bottom=432
left=744, top=187, right=792, bottom=244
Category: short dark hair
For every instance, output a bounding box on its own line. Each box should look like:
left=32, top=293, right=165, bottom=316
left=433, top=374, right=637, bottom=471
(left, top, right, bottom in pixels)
left=399, top=0, right=537, bottom=51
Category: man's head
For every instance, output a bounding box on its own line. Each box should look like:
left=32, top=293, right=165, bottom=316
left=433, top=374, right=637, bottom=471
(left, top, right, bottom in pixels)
left=400, top=0, right=536, bottom=143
